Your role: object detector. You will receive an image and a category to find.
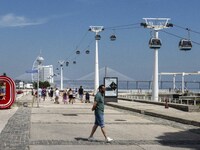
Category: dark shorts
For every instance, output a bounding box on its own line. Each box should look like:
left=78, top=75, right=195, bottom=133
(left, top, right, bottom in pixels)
left=69, top=95, right=73, bottom=99
left=95, top=113, right=104, bottom=128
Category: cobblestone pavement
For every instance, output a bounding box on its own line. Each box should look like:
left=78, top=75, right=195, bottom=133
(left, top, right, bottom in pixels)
left=0, top=107, right=31, bottom=150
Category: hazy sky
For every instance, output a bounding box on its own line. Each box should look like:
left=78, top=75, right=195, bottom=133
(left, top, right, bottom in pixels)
left=1, top=0, right=200, bottom=81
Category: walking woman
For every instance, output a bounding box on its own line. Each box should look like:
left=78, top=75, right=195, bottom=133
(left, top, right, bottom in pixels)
left=68, top=88, right=74, bottom=104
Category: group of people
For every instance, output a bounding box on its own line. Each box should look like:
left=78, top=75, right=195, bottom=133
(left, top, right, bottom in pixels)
left=61, top=86, right=91, bottom=104
left=32, top=87, right=48, bottom=101
left=61, top=88, right=75, bottom=104
left=32, top=86, right=90, bottom=105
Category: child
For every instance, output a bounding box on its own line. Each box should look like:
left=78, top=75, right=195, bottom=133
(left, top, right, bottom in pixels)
left=63, top=90, right=68, bottom=104
left=85, top=92, right=90, bottom=103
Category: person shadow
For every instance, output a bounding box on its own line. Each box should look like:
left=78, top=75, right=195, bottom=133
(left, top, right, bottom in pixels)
left=156, top=128, right=200, bottom=149
left=74, top=137, right=88, bottom=141
left=74, top=137, right=110, bottom=143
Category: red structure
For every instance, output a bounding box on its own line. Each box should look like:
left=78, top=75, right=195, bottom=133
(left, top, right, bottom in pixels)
left=0, top=76, right=16, bottom=109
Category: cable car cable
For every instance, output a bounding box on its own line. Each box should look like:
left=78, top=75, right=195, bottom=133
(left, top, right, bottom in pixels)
left=63, top=30, right=91, bottom=64
left=104, top=23, right=140, bottom=30
left=174, top=24, right=200, bottom=35
left=161, top=30, right=200, bottom=46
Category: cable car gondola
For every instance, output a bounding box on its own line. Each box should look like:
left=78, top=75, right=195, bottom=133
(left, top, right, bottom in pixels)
left=95, top=34, right=101, bottom=40
left=149, top=38, right=162, bottom=49
left=66, top=61, right=69, bottom=66
left=76, top=50, right=80, bottom=54
left=179, top=39, right=192, bottom=51
left=110, top=34, right=116, bottom=41
left=85, top=49, right=90, bottom=54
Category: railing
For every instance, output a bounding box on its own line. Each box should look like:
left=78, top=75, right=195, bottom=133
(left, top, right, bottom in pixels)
left=118, top=93, right=200, bottom=106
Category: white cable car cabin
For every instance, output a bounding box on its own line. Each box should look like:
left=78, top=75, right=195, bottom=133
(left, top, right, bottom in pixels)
left=149, top=38, right=162, bottom=49
left=179, top=39, right=192, bottom=51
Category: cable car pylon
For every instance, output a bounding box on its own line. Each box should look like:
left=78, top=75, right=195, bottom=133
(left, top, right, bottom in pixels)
left=141, top=18, right=173, bottom=102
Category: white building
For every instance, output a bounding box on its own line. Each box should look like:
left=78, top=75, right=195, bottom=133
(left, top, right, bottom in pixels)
left=40, top=65, right=54, bottom=84
left=32, top=55, right=54, bottom=84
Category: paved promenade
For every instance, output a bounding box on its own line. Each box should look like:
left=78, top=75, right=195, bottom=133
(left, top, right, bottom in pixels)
left=0, top=93, right=200, bottom=150
left=108, top=99, right=200, bottom=127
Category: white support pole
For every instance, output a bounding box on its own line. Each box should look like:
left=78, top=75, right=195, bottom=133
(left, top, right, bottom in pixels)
left=89, top=26, right=103, bottom=94
left=37, top=67, right=40, bottom=108
left=173, top=75, right=176, bottom=90
left=152, top=31, right=159, bottom=101
left=141, top=18, right=172, bottom=102
left=182, top=73, right=185, bottom=93
left=58, top=60, right=65, bottom=91
left=94, top=32, right=99, bottom=94
left=60, top=65, right=63, bottom=90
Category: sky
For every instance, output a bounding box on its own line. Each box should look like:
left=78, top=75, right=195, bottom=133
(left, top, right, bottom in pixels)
left=1, top=0, right=200, bottom=81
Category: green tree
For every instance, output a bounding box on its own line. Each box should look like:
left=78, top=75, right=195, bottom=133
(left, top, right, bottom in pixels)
left=33, top=81, right=51, bottom=89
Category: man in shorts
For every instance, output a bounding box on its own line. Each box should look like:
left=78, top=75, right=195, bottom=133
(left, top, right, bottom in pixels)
left=88, top=85, right=113, bottom=142
left=78, top=86, right=84, bottom=103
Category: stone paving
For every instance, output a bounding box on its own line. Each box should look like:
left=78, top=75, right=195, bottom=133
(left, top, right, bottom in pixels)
left=0, top=94, right=200, bottom=150
left=0, top=107, right=31, bottom=150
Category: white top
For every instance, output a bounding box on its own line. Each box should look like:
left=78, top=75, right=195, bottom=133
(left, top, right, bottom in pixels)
left=55, top=90, right=59, bottom=97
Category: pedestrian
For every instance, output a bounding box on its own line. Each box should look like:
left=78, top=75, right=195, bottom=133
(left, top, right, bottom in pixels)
left=31, top=88, right=34, bottom=96
left=88, top=85, right=113, bottom=142
left=48, top=88, right=51, bottom=97
left=75, top=88, right=78, bottom=98
left=38, top=87, right=42, bottom=102
left=68, top=88, right=74, bottom=104
left=63, top=90, right=68, bottom=104
left=85, top=91, right=90, bottom=103
left=31, top=89, right=37, bottom=107
left=41, top=88, right=46, bottom=101
left=50, top=87, right=54, bottom=101
left=78, top=86, right=84, bottom=103
left=72, top=89, right=76, bottom=103
left=54, top=88, right=60, bottom=104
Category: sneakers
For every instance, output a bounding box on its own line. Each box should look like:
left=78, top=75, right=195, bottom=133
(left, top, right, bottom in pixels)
left=106, top=137, right=113, bottom=142
left=88, top=136, right=95, bottom=141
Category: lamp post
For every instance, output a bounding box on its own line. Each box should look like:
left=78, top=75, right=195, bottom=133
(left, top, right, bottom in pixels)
left=182, top=73, right=185, bottom=93
left=47, top=73, right=57, bottom=86
left=89, top=26, right=104, bottom=94
left=173, top=74, right=176, bottom=91
left=58, top=60, right=65, bottom=90
left=141, top=18, right=173, bottom=101
left=36, top=56, right=44, bottom=107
